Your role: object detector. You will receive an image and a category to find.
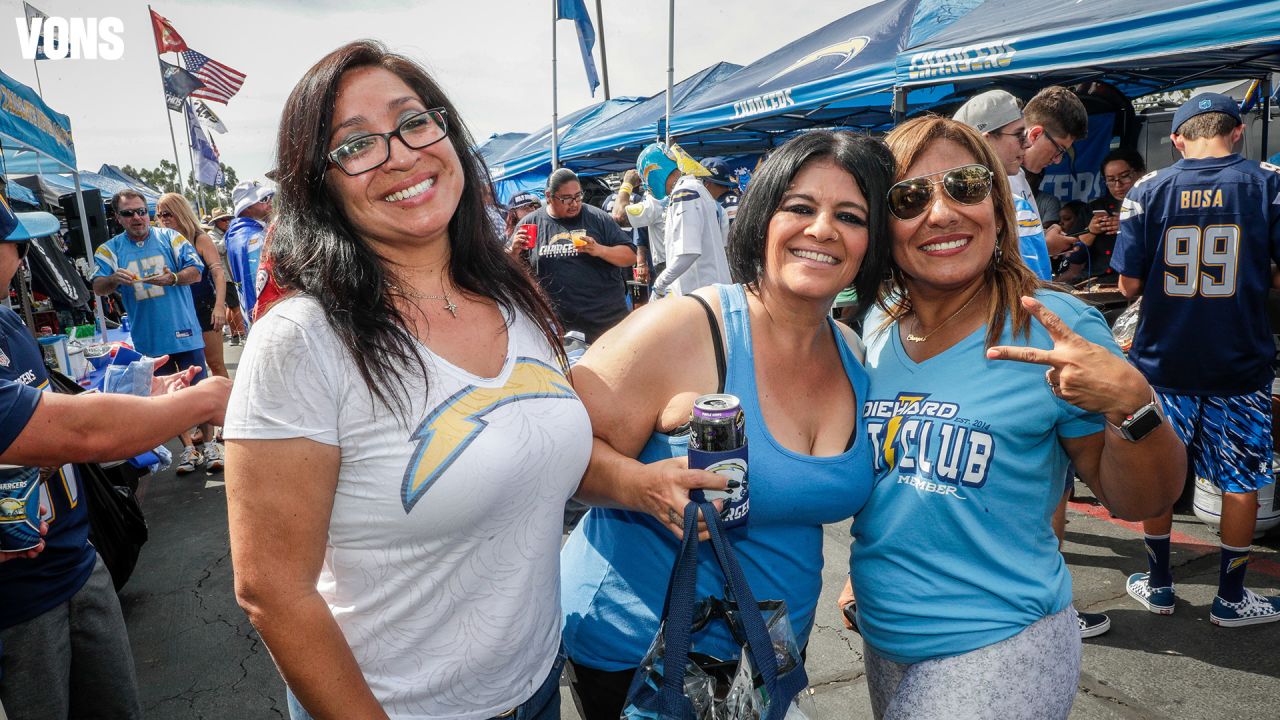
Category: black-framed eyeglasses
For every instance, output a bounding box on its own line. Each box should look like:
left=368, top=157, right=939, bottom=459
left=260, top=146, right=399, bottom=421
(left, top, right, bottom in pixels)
left=328, top=108, right=449, bottom=176
left=1104, top=171, right=1136, bottom=186
left=116, top=208, right=149, bottom=218
left=991, top=128, right=1030, bottom=147
left=887, top=164, right=993, bottom=221
left=1042, top=131, right=1069, bottom=163
left=551, top=192, right=584, bottom=204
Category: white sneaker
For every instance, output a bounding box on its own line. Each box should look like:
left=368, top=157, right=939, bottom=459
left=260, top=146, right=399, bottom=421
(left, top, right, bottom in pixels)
left=176, top=446, right=198, bottom=474
left=203, top=442, right=225, bottom=473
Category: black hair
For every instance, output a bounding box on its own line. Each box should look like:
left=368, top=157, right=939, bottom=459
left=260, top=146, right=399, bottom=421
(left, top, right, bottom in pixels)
left=1060, top=199, right=1089, bottom=234
left=270, top=40, right=565, bottom=415
left=547, top=168, right=579, bottom=195
left=727, top=130, right=895, bottom=319
left=1101, top=147, right=1146, bottom=175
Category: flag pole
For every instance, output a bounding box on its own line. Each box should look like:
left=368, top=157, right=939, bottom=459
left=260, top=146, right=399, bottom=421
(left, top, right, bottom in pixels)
left=180, top=102, right=203, bottom=214
left=594, top=0, right=610, bottom=100
left=665, top=0, right=674, bottom=147
left=31, top=59, right=43, bottom=97
left=551, top=0, right=560, bottom=171
left=148, top=5, right=185, bottom=195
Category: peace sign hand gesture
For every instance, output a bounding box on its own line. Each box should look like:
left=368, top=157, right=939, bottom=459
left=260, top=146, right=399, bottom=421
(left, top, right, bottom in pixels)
left=986, top=296, right=1151, bottom=425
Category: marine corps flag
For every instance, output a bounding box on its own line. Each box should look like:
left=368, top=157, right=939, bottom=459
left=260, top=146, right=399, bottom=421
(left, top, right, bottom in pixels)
left=149, top=9, right=188, bottom=54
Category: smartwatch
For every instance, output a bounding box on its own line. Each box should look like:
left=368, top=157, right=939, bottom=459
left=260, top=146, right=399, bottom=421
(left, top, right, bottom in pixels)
left=1108, top=389, right=1164, bottom=442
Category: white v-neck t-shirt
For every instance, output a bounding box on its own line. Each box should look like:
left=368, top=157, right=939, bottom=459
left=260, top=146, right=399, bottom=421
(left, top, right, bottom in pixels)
left=224, top=295, right=590, bottom=719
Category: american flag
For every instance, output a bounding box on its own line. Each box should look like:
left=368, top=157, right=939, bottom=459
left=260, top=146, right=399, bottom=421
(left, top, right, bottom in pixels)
left=181, top=49, right=245, bottom=105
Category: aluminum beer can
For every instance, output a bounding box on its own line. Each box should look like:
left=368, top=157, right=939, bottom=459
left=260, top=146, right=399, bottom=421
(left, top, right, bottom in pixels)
left=0, top=466, right=42, bottom=552
left=688, top=393, right=749, bottom=529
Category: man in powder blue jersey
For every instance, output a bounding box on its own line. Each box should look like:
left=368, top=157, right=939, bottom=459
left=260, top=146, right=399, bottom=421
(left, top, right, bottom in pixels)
left=0, top=196, right=230, bottom=718
left=92, top=190, right=216, bottom=475
left=225, top=180, right=274, bottom=322
left=1114, top=93, right=1280, bottom=627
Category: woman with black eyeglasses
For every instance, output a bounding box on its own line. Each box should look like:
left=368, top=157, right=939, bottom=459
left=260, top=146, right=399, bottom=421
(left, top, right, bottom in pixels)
left=223, top=41, right=588, bottom=720
left=844, top=117, right=1183, bottom=718
left=1059, top=147, right=1147, bottom=285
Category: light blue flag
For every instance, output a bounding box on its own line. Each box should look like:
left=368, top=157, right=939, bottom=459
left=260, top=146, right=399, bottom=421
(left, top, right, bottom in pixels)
left=557, top=0, right=600, bottom=96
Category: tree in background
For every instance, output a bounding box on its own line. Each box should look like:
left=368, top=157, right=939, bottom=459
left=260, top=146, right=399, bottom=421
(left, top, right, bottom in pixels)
left=121, top=161, right=240, bottom=217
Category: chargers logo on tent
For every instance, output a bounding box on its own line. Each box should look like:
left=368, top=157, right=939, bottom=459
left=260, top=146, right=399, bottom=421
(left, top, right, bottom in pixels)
left=759, top=35, right=870, bottom=87
left=907, top=39, right=1017, bottom=81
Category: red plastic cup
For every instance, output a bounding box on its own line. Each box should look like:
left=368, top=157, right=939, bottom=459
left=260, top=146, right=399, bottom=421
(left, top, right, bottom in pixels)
left=520, top=224, right=537, bottom=249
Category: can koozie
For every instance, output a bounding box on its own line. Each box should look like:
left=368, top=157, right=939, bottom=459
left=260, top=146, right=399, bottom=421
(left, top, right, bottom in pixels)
left=688, top=444, right=749, bottom=529
left=0, top=466, right=42, bottom=552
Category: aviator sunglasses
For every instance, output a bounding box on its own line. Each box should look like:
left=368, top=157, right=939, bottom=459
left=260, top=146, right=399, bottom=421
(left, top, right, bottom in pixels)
left=887, top=164, right=993, bottom=221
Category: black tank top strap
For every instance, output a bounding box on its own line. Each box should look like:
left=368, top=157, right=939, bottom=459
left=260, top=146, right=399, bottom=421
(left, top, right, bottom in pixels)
left=688, top=293, right=726, bottom=393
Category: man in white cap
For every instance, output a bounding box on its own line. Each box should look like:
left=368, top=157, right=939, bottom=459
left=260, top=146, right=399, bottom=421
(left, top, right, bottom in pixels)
left=225, top=180, right=273, bottom=321
left=0, top=196, right=230, bottom=717
left=954, top=90, right=1056, bottom=281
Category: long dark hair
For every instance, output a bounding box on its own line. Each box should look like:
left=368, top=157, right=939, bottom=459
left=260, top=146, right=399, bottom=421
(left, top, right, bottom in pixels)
left=727, top=130, right=896, bottom=319
left=271, top=40, right=565, bottom=414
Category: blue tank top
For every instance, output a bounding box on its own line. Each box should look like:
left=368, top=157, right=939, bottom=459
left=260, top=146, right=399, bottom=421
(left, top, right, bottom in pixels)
left=560, top=284, right=874, bottom=670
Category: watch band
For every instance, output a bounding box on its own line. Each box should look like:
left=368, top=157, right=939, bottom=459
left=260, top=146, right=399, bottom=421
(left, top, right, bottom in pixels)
left=1106, top=387, right=1164, bottom=442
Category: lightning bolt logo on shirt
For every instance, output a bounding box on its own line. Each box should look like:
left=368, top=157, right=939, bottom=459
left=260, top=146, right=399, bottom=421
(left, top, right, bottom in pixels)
left=880, top=393, right=927, bottom=469
left=400, top=357, right=577, bottom=513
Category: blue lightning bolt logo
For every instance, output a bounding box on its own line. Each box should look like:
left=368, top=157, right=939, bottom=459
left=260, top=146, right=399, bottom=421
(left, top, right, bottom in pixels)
left=400, top=357, right=577, bottom=513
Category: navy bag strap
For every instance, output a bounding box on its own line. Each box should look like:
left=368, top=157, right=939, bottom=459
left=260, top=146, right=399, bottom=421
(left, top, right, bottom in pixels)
left=651, top=501, right=807, bottom=720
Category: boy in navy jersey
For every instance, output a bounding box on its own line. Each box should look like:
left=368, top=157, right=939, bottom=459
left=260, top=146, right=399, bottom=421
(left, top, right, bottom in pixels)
left=1113, top=93, right=1280, bottom=627
left=0, top=197, right=231, bottom=716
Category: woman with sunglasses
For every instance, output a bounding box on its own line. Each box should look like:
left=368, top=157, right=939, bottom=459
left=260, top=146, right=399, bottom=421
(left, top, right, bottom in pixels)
left=223, top=41, right=588, bottom=720
left=560, top=130, right=894, bottom=718
left=846, top=116, right=1184, bottom=718
left=155, top=194, right=229, bottom=381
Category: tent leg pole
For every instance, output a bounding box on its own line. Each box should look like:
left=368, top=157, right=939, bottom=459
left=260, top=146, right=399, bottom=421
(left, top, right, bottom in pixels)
left=71, top=174, right=107, bottom=342
left=1263, top=76, right=1272, bottom=161
left=892, top=87, right=907, bottom=125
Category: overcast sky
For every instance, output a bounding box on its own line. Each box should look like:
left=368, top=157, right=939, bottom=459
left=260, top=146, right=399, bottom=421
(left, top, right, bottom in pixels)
left=1, top=0, right=875, bottom=182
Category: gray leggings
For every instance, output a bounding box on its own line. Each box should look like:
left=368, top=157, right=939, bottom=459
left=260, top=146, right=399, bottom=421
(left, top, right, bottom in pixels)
left=865, top=606, right=1080, bottom=720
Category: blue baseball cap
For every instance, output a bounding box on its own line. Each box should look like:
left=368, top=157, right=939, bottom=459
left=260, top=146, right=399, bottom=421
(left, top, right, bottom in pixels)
left=0, top=195, right=59, bottom=243
left=1172, top=92, right=1242, bottom=135
left=700, top=157, right=738, bottom=188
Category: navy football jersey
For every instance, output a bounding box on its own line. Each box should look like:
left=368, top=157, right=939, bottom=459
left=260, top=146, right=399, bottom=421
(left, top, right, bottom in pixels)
left=1111, top=154, right=1280, bottom=395
left=0, top=307, right=95, bottom=629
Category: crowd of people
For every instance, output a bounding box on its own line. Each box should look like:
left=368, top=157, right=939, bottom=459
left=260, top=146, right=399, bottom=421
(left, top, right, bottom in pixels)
left=2, top=36, right=1279, bottom=720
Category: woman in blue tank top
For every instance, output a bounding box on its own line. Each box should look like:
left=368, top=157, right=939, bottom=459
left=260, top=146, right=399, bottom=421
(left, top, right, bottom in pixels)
left=560, top=132, right=896, bottom=718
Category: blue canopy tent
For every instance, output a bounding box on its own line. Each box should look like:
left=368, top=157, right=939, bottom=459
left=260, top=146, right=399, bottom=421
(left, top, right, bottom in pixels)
left=553, top=61, right=745, bottom=174
left=98, top=164, right=162, bottom=196
left=539, top=0, right=981, bottom=175
left=25, top=171, right=158, bottom=211
left=896, top=0, right=1280, bottom=98
left=894, top=0, right=1280, bottom=200
left=0, top=67, right=108, bottom=337
left=3, top=178, right=38, bottom=207
left=489, top=96, right=644, bottom=202
left=476, top=132, right=529, bottom=168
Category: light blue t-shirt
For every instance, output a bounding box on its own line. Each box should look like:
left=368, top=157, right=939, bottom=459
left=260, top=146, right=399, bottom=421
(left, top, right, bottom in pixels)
left=851, top=290, right=1115, bottom=664
left=561, top=284, right=874, bottom=670
left=93, top=227, right=204, bottom=356
left=1014, top=194, right=1053, bottom=280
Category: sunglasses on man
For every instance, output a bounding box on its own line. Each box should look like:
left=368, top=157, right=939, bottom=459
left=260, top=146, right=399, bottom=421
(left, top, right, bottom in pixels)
left=116, top=208, right=150, bottom=218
